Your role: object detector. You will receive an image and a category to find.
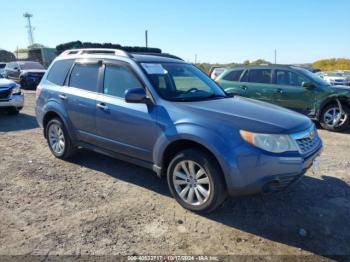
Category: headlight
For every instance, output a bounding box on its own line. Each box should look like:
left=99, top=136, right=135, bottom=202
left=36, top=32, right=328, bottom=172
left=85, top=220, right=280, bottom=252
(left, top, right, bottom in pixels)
left=240, top=130, right=298, bottom=153
left=11, top=84, right=21, bottom=95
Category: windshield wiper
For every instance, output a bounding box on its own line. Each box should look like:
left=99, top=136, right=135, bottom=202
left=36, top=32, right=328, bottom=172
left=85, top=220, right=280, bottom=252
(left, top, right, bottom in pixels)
left=202, top=93, right=228, bottom=100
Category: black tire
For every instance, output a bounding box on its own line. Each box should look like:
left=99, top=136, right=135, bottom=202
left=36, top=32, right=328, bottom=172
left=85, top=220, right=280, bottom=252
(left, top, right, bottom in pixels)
left=320, top=103, right=350, bottom=132
left=167, top=148, right=227, bottom=213
left=45, top=118, right=76, bottom=159
left=7, top=108, right=19, bottom=115
left=20, top=78, right=27, bottom=90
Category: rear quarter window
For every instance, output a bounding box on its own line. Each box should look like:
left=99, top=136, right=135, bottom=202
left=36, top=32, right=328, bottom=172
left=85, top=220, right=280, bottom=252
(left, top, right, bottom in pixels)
left=47, top=60, right=74, bottom=86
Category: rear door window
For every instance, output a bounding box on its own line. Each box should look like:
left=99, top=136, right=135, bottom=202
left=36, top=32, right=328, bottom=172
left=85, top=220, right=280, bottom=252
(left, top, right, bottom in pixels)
left=247, top=69, right=272, bottom=84
left=222, top=70, right=244, bottom=81
left=69, top=63, right=100, bottom=92
left=47, top=60, right=74, bottom=86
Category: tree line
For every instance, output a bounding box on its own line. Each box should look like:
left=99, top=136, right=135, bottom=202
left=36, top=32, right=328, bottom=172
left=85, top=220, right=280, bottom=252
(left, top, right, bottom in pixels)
left=312, top=58, right=350, bottom=71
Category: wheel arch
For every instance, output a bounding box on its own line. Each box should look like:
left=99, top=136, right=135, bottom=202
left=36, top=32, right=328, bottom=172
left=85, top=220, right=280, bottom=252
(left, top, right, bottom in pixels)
left=161, top=139, right=225, bottom=176
left=317, top=95, right=350, bottom=120
left=42, top=106, right=71, bottom=139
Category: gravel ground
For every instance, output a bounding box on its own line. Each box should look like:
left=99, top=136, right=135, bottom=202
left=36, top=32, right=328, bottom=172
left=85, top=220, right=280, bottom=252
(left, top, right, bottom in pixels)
left=0, top=91, right=349, bottom=259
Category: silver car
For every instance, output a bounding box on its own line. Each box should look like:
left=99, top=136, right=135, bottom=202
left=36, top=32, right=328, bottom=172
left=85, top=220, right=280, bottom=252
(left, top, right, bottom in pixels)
left=0, top=76, right=24, bottom=114
left=0, top=63, right=6, bottom=77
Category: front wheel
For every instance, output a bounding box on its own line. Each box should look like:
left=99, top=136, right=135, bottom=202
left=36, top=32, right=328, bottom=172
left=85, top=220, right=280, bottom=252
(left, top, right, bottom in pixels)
left=167, top=149, right=227, bottom=213
left=45, top=118, right=76, bottom=159
left=320, top=104, right=350, bottom=132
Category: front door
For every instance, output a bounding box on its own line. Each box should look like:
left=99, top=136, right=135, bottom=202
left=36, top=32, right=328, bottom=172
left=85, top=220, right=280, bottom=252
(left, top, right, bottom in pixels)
left=273, top=69, right=316, bottom=115
left=95, top=61, right=160, bottom=162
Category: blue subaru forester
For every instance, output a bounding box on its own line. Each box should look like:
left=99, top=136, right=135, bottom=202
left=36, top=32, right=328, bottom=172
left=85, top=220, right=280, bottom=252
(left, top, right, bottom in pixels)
left=36, top=49, right=322, bottom=213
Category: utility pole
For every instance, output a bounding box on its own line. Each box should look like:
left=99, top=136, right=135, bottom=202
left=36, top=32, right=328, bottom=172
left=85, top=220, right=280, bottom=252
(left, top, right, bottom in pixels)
left=195, top=54, right=198, bottom=64
left=274, top=49, right=277, bottom=64
left=23, top=12, right=35, bottom=46
left=145, top=30, right=148, bottom=48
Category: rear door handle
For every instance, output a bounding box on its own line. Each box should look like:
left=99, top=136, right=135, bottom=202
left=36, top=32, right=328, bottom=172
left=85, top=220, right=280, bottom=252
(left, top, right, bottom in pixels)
left=59, top=94, right=67, bottom=100
left=275, top=88, right=283, bottom=94
left=97, top=102, right=109, bottom=111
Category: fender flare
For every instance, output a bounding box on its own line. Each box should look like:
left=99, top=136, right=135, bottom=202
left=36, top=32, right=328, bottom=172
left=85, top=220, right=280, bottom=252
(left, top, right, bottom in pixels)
left=317, top=95, right=349, bottom=120
left=153, top=123, right=238, bottom=187
left=42, top=100, right=75, bottom=140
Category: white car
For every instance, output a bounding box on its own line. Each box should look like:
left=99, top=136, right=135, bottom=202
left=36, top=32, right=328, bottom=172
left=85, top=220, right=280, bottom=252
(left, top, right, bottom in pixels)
left=208, top=67, right=225, bottom=80
left=319, top=72, right=348, bottom=86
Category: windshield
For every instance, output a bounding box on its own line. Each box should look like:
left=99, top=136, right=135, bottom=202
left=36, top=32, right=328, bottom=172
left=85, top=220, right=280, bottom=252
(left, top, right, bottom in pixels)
left=19, top=62, right=45, bottom=70
left=292, top=66, right=330, bottom=86
left=142, top=63, right=227, bottom=101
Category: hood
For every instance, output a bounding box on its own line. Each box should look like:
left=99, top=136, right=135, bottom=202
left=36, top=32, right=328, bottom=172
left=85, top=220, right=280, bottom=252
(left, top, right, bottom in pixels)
left=21, top=69, right=46, bottom=74
left=175, top=96, right=312, bottom=134
left=0, top=78, right=17, bottom=89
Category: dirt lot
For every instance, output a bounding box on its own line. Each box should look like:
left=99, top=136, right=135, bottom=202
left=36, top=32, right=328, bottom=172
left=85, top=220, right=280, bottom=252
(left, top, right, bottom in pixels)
left=0, top=91, right=349, bottom=258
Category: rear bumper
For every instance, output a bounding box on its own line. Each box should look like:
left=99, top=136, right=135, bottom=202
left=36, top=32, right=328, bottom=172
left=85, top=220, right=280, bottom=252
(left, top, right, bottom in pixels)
left=0, top=94, right=24, bottom=109
left=225, top=143, right=322, bottom=197
left=22, top=76, right=42, bottom=89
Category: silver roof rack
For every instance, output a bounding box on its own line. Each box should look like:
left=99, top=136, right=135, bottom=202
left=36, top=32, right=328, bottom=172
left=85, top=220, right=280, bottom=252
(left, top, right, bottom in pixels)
left=59, top=48, right=130, bottom=58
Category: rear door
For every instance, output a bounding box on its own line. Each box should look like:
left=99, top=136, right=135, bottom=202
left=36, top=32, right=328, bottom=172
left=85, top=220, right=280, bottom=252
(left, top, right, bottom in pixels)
left=239, top=68, right=276, bottom=104
left=273, top=69, right=316, bottom=115
left=95, top=61, right=160, bottom=162
left=218, top=69, right=245, bottom=95
left=63, top=59, right=101, bottom=142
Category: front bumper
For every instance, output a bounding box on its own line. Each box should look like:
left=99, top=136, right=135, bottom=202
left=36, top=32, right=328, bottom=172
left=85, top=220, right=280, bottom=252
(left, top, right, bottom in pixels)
left=225, top=142, right=322, bottom=197
left=0, top=93, right=24, bottom=109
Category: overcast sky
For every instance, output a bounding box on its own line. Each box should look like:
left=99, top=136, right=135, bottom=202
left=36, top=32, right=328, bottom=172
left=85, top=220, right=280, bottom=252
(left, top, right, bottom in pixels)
left=1, top=0, right=349, bottom=64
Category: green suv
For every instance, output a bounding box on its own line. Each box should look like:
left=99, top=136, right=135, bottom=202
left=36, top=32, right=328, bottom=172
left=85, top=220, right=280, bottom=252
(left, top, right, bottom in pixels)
left=216, top=65, right=350, bottom=132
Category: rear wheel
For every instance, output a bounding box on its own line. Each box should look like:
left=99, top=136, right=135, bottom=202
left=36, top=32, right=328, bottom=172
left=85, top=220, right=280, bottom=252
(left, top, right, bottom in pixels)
left=320, top=103, right=350, bottom=132
left=167, top=149, right=227, bottom=213
left=20, top=78, right=27, bottom=89
left=45, top=118, right=76, bottom=159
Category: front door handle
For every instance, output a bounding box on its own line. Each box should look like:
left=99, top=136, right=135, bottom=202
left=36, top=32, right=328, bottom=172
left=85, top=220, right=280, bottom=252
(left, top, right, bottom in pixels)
left=59, top=94, right=67, bottom=100
left=97, top=102, right=109, bottom=111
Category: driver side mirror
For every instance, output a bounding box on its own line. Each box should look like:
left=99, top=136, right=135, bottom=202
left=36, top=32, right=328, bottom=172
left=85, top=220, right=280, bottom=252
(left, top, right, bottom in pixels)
left=13, top=67, right=19, bottom=71
left=125, top=88, right=150, bottom=104
left=302, top=82, right=316, bottom=89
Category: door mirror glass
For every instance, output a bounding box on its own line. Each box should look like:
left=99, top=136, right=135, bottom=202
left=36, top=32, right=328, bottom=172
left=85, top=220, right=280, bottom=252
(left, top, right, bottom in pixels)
left=125, top=88, right=148, bottom=103
left=302, top=82, right=315, bottom=89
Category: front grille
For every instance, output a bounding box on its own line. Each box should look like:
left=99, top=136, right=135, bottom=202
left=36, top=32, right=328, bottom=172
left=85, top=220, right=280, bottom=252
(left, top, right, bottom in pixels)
left=295, top=131, right=320, bottom=154
left=0, top=88, right=11, bottom=100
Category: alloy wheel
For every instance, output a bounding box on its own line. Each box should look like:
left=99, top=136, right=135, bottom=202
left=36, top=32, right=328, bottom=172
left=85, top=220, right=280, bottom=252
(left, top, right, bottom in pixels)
left=323, top=106, right=348, bottom=128
left=48, top=123, right=65, bottom=155
left=172, top=160, right=211, bottom=206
